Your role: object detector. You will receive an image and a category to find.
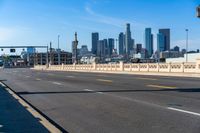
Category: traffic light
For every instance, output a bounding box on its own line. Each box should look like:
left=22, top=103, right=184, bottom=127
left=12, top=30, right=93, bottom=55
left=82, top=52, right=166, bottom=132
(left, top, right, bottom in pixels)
left=10, top=49, right=16, bottom=53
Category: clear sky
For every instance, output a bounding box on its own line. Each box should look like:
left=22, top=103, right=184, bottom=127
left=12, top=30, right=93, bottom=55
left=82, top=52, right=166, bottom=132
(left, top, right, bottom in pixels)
left=0, top=0, right=200, bottom=53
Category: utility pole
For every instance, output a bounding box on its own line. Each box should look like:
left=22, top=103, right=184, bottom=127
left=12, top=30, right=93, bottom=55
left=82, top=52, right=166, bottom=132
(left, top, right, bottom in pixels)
left=58, top=35, right=61, bottom=65
left=185, top=29, right=189, bottom=62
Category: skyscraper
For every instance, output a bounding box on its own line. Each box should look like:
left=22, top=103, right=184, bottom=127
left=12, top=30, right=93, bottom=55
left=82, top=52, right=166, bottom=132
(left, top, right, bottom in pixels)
left=145, top=28, right=153, bottom=58
left=103, top=39, right=108, bottom=56
left=118, top=32, right=125, bottom=55
left=108, top=38, right=115, bottom=57
left=125, top=23, right=132, bottom=56
left=159, top=29, right=170, bottom=51
left=136, top=44, right=142, bottom=53
left=97, top=40, right=106, bottom=60
left=157, top=33, right=165, bottom=52
left=92, top=32, right=99, bottom=55
left=72, top=32, right=78, bottom=64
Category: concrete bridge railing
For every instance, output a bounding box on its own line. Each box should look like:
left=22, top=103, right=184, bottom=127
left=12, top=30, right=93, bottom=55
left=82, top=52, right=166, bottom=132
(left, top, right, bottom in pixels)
left=34, top=59, right=200, bottom=73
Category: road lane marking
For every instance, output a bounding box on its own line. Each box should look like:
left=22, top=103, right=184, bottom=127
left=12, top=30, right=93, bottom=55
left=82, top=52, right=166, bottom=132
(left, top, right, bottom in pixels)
left=96, top=79, right=113, bottom=83
left=36, top=78, right=41, bottom=81
left=147, top=85, right=177, bottom=89
left=97, top=92, right=103, bottom=94
left=66, top=76, right=75, bottom=78
left=97, top=75, right=107, bottom=77
left=52, top=82, right=62, bottom=85
left=25, top=76, right=30, bottom=78
left=84, top=89, right=93, bottom=92
left=84, top=89, right=104, bottom=94
left=137, top=77, right=157, bottom=81
left=167, top=107, right=200, bottom=117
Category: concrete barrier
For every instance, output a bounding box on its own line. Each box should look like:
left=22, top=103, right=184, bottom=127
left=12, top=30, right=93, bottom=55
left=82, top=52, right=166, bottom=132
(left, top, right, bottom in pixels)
left=33, top=59, right=200, bottom=74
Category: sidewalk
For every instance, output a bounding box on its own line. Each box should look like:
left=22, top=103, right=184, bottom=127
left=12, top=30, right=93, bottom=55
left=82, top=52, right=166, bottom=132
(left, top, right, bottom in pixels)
left=0, top=84, right=49, bottom=133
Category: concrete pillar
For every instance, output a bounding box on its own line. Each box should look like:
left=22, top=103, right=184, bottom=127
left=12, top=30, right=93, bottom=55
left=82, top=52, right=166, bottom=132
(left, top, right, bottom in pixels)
left=73, top=63, right=76, bottom=70
left=168, top=63, right=171, bottom=72
left=93, top=62, right=96, bottom=70
left=196, top=58, right=200, bottom=73
left=157, top=63, right=159, bottom=72
left=62, top=63, right=64, bottom=70
left=181, top=62, right=184, bottom=73
left=147, top=63, right=149, bottom=72
left=119, top=61, right=124, bottom=71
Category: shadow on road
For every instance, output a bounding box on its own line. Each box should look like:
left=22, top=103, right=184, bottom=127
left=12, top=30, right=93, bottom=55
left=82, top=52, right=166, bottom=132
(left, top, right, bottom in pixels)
left=16, top=88, right=200, bottom=95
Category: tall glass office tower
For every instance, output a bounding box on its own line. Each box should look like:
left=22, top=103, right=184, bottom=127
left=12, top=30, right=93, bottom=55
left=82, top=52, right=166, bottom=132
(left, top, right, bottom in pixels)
left=145, top=28, right=153, bottom=58
left=125, top=23, right=132, bottom=56
left=92, top=32, right=99, bottom=55
left=159, top=29, right=170, bottom=51
left=157, top=33, right=165, bottom=52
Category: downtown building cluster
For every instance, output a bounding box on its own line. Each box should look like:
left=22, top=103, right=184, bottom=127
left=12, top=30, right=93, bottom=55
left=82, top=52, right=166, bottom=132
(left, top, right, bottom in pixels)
left=89, top=23, right=174, bottom=63
left=72, top=23, right=199, bottom=64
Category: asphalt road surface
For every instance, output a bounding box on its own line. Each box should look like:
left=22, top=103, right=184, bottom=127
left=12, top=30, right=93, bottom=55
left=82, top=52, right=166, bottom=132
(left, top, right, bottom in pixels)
left=0, top=68, right=200, bottom=133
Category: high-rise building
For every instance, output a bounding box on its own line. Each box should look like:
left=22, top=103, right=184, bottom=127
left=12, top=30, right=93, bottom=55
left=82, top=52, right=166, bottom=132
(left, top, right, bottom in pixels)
left=72, top=32, right=78, bottom=64
left=108, top=38, right=115, bottom=57
left=157, top=33, right=165, bottom=52
left=125, top=23, right=132, bottom=56
left=145, top=28, right=153, bottom=58
left=79, top=45, right=89, bottom=57
left=92, top=32, right=99, bottom=55
left=97, top=40, right=106, bottom=59
left=118, top=32, right=125, bottom=55
left=136, top=44, right=142, bottom=53
left=159, top=29, right=170, bottom=51
left=103, top=39, right=108, bottom=56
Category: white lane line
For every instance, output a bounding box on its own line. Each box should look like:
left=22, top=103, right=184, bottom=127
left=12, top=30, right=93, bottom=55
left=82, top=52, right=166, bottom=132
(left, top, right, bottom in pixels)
left=167, top=107, right=200, bottom=117
left=84, top=89, right=93, bottom=92
left=25, top=76, right=30, bottom=78
left=36, top=78, right=41, bottom=81
left=52, top=82, right=62, bottom=85
left=84, top=89, right=104, bottom=94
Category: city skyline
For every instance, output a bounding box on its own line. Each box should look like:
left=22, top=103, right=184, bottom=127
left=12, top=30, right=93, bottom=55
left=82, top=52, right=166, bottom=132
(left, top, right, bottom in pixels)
left=0, top=0, right=200, bottom=54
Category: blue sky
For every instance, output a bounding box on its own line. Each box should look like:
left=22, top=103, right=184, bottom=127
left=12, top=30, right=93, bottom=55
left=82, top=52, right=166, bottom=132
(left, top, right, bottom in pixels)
left=0, top=0, right=200, bottom=53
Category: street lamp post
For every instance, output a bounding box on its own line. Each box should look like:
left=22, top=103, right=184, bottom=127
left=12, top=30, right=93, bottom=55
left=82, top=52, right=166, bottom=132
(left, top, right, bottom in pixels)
left=58, top=35, right=61, bottom=65
left=185, top=29, right=189, bottom=62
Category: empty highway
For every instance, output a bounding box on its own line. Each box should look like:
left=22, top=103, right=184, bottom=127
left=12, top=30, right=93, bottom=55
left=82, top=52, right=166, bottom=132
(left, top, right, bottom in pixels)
left=0, top=68, right=200, bottom=133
